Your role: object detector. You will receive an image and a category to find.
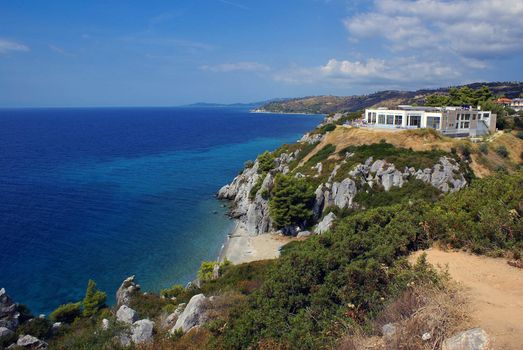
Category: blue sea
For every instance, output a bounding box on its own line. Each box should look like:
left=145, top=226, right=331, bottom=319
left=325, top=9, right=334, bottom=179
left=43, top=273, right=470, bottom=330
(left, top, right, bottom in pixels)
left=0, top=107, right=322, bottom=314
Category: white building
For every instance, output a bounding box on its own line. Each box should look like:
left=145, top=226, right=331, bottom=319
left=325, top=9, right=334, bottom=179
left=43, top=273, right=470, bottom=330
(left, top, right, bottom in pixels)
left=364, top=105, right=496, bottom=137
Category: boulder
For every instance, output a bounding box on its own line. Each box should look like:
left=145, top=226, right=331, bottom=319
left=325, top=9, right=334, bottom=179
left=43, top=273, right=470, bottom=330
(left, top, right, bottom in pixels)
left=0, top=288, right=20, bottom=331
left=328, top=178, right=357, bottom=209
left=116, top=276, right=140, bottom=308
left=131, top=319, right=154, bottom=344
left=0, top=326, right=14, bottom=338
left=296, top=231, right=312, bottom=238
left=314, top=212, right=337, bottom=234
left=382, top=323, right=397, bottom=339
left=116, top=305, right=138, bottom=324
left=171, top=294, right=209, bottom=333
left=101, top=318, right=110, bottom=331
left=442, top=328, right=489, bottom=350
left=17, top=335, right=48, bottom=349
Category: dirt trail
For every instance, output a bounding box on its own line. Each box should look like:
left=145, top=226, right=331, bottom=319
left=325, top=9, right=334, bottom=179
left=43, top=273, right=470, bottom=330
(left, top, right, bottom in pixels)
left=411, top=249, right=523, bottom=350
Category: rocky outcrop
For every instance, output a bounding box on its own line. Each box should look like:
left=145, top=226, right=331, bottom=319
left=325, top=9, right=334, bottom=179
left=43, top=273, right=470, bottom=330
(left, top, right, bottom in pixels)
left=171, top=294, right=209, bottom=333
left=16, top=335, right=48, bottom=349
left=130, top=319, right=154, bottom=344
left=0, top=288, right=19, bottom=331
left=442, top=328, right=489, bottom=350
left=116, top=305, right=138, bottom=324
left=116, top=276, right=140, bottom=308
left=314, top=212, right=337, bottom=234
left=218, top=152, right=296, bottom=235
left=299, top=132, right=324, bottom=145
left=0, top=326, right=14, bottom=339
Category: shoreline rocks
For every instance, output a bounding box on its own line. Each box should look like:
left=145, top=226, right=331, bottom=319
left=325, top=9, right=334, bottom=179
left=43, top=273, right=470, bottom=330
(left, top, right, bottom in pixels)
left=171, top=294, right=209, bottom=333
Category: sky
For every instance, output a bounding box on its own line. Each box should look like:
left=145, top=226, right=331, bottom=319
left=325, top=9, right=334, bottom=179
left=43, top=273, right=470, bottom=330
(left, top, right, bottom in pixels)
left=1, top=0, right=523, bottom=107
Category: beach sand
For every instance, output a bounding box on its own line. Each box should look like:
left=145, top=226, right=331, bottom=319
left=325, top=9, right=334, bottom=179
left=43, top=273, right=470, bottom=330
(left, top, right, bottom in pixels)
left=219, top=222, right=294, bottom=264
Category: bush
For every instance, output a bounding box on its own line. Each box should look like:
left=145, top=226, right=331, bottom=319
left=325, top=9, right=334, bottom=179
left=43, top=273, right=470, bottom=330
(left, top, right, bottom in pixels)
left=50, top=302, right=82, bottom=323
left=257, top=151, right=275, bottom=173
left=305, top=144, right=336, bottom=166
left=16, top=318, right=52, bottom=340
left=160, top=284, right=186, bottom=299
left=82, top=280, right=107, bottom=317
left=516, top=131, right=523, bottom=140
left=269, top=174, right=315, bottom=230
left=495, top=145, right=509, bottom=158
left=479, top=143, right=489, bottom=154
left=198, top=260, right=231, bottom=282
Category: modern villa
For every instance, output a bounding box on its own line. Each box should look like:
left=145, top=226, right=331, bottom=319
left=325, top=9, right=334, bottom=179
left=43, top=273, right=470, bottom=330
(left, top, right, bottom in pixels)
left=364, top=105, right=497, bottom=137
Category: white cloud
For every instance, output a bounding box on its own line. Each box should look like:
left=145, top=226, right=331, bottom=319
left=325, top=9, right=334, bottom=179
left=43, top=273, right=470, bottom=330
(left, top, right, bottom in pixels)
left=345, top=0, right=523, bottom=59
left=275, top=57, right=460, bottom=86
left=201, top=62, right=270, bottom=73
left=0, top=38, right=29, bottom=54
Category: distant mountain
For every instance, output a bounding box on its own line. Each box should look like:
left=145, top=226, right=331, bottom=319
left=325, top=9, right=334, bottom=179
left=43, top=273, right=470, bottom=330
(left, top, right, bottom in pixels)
left=184, top=99, right=286, bottom=109
left=259, top=82, right=523, bottom=114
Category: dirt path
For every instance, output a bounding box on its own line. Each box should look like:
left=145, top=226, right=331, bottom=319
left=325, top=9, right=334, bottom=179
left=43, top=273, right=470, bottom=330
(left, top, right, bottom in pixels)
left=411, top=249, right=523, bottom=349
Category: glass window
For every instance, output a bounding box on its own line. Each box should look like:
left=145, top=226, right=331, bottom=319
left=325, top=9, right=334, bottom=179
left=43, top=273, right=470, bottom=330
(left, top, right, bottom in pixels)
left=371, top=112, right=377, bottom=123
left=472, top=114, right=476, bottom=120
left=394, top=115, right=403, bottom=125
left=386, top=115, right=394, bottom=125
left=409, top=115, right=421, bottom=127
left=426, top=116, right=440, bottom=129
left=378, top=114, right=385, bottom=124
left=463, top=114, right=470, bottom=121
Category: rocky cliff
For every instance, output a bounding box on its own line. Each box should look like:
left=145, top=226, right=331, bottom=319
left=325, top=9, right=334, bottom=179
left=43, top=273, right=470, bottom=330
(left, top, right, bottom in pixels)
left=218, top=126, right=469, bottom=236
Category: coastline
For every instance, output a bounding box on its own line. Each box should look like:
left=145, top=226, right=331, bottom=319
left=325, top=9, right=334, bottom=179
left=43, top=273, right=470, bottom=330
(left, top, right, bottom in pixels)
left=250, top=109, right=325, bottom=116
left=218, top=220, right=293, bottom=265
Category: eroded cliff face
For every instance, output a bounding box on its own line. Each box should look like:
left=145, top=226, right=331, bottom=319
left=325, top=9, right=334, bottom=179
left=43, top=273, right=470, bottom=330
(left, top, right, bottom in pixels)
left=218, top=127, right=469, bottom=236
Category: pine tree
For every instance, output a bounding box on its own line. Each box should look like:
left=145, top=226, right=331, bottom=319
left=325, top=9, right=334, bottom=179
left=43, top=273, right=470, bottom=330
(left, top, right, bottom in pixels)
left=82, top=279, right=107, bottom=317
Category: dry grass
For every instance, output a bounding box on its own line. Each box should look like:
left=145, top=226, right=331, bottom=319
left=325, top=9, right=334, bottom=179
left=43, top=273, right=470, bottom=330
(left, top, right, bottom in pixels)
left=336, top=281, right=469, bottom=350
left=470, top=131, right=523, bottom=177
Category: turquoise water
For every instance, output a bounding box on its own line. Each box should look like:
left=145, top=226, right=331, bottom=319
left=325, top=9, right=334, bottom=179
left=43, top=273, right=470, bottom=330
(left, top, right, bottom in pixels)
left=0, top=107, right=322, bottom=314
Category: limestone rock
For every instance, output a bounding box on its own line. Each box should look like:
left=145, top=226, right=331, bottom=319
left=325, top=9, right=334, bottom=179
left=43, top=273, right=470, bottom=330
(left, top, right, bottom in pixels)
left=171, top=294, right=209, bottom=333
left=0, top=288, right=20, bottom=331
left=0, top=326, right=14, bottom=338
left=116, top=305, right=138, bottom=325
left=131, top=319, right=154, bottom=344
left=442, top=328, right=489, bottom=350
left=314, top=212, right=337, bottom=234
left=328, top=178, right=357, bottom=209
left=17, top=335, right=48, bottom=349
left=116, top=276, right=140, bottom=307
left=312, top=184, right=325, bottom=220
left=382, top=323, right=397, bottom=339
left=296, top=231, right=312, bottom=238
left=101, top=318, right=110, bottom=331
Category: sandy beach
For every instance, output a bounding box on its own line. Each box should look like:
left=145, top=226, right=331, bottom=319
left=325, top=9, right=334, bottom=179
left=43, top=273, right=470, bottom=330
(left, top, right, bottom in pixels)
left=219, top=222, right=294, bottom=264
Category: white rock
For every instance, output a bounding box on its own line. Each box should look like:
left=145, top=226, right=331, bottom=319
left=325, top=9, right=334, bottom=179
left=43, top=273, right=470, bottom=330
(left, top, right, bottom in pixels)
left=17, top=334, right=48, bottom=349
left=314, top=212, right=337, bottom=234
left=0, top=326, right=14, bottom=338
left=442, top=328, right=489, bottom=350
left=131, top=319, right=154, bottom=344
left=171, top=294, right=209, bottom=333
left=382, top=323, right=396, bottom=338
left=422, top=332, right=431, bottom=341
left=116, top=305, right=138, bottom=324
left=101, top=318, right=109, bottom=330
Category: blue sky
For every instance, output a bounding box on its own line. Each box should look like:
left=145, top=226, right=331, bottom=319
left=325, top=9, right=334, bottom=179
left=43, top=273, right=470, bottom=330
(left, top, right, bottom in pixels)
left=1, top=0, right=522, bottom=107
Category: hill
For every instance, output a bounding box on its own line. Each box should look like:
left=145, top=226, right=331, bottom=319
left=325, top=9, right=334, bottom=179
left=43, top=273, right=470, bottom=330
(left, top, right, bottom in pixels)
left=259, top=82, right=523, bottom=114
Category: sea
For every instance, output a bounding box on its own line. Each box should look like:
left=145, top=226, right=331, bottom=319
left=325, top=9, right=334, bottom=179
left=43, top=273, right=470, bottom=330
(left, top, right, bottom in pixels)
left=0, top=107, right=322, bottom=314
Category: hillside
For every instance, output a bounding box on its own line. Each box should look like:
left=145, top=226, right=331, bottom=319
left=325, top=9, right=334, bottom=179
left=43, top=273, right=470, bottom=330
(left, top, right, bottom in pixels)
left=259, top=82, right=523, bottom=114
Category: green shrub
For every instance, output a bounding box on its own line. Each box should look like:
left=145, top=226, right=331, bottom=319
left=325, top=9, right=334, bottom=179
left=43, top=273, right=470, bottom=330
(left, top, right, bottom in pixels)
left=516, top=131, right=523, bottom=140
left=198, top=260, right=231, bottom=282
left=319, top=123, right=336, bottom=133
left=479, top=143, right=489, bottom=154
left=160, top=284, right=185, bottom=299
left=17, top=318, right=52, bottom=340
left=257, top=151, right=275, bottom=173
left=495, top=145, right=509, bottom=158
left=305, top=144, right=336, bottom=166
left=249, top=176, right=264, bottom=200
left=50, top=302, right=82, bottom=323
left=129, top=293, right=177, bottom=320
left=82, top=280, right=107, bottom=317
left=269, top=174, right=315, bottom=230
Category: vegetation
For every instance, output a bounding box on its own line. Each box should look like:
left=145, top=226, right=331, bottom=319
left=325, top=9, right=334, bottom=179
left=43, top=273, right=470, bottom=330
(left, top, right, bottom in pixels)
left=50, top=302, right=82, bottom=323
left=496, top=145, right=509, bottom=158
left=269, top=174, right=315, bottom=230
left=198, top=260, right=231, bottom=282
left=82, top=279, right=107, bottom=317
left=304, top=143, right=336, bottom=167
left=426, top=86, right=492, bottom=107
left=257, top=151, right=276, bottom=174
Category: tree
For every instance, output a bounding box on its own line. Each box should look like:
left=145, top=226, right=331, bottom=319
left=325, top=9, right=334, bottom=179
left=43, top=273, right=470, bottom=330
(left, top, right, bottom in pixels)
left=269, top=174, right=315, bottom=230
left=50, top=302, right=82, bottom=323
left=82, top=279, right=107, bottom=317
left=257, top=151, right=275, bottom=173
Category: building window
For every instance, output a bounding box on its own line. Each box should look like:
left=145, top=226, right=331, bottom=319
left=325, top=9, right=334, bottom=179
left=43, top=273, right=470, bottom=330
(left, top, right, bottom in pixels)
left=460, top=122, right=470, bottom=129
left=409, top=115, right=421, bottom=127
left=371, top=112, right=377, bottom=123
left=394, top=115, right=403, bottom=125
left=378, top=114, right=385, bottom=124
left=386, top=115, right=394, bottom=125
left=463, top=114, right=470, bottom=121
left=426, top=116, right=441, bottom=129
left=472, top=114, right=476, bottom=120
